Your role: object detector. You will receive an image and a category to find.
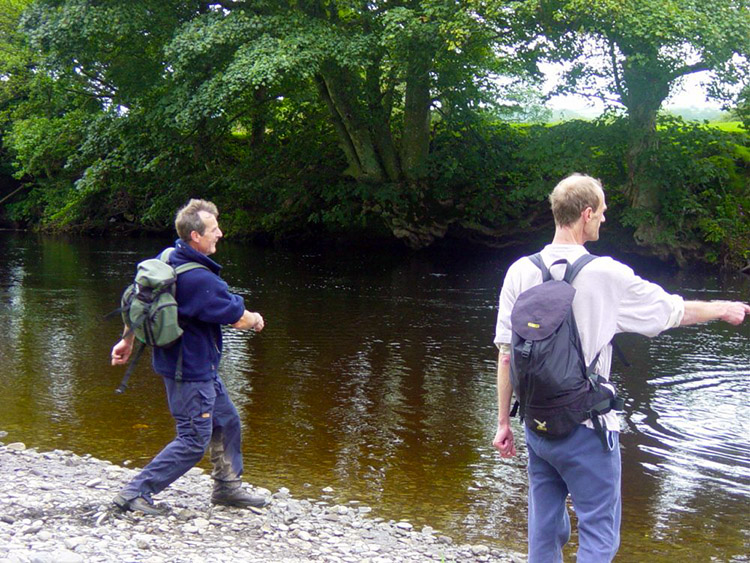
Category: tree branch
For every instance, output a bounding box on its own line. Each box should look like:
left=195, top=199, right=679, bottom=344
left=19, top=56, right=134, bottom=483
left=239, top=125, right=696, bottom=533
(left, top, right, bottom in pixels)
left=669, top=61, right=711, bottom=82
left=74, top=66, right=117, bottom=98
left=607, top=36, right=625, bottom=100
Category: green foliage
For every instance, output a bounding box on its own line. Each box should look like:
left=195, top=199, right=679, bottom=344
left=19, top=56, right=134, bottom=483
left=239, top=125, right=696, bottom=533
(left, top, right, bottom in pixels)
left=0, top=0, right=34, bottom=184
left=647, top=116, right=750, bottom=265
left=525, top=0, right=750, bottom=109
left=735, top=84, right=750, bottom=129
left=1, top=0, right=748, bottom=268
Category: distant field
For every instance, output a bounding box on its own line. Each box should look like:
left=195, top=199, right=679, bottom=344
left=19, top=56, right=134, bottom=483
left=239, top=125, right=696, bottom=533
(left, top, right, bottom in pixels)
left=707, top=121, right=745, bottom=132
left=518, top=120, right=747, bottom=132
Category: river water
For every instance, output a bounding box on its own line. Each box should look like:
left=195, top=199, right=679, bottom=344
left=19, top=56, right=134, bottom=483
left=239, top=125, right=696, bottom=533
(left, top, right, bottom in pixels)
left=0, top=232, right=748, bottom=561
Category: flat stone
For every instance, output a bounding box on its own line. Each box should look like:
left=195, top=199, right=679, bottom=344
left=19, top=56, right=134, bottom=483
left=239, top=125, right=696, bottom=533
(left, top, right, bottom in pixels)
left=64, top=537, right=86, bottom=550
left=134, top=533, right=155, bottom=549
left=23, top=520, right=44, bottom=534
left=176, top=509, right=199, bottom=521
left=193, top=517, right=210, bottom=529
left=6, top=442, right=26, bottom=451
left=472, top=544, right=490, bottom=555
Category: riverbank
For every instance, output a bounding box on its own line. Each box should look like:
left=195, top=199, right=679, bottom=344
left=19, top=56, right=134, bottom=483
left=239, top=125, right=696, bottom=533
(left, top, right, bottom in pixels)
left=0, top=435, right=523, bottom=563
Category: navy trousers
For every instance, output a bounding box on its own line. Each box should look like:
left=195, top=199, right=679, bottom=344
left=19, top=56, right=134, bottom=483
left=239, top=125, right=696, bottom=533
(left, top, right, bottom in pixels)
left=119, top=376, right=244, bottom=503
left=525, top=425, right=621, bottom=563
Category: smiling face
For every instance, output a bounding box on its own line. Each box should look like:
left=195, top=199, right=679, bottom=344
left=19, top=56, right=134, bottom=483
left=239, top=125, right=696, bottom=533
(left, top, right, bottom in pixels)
left=190, top=211, right=222, bottom=256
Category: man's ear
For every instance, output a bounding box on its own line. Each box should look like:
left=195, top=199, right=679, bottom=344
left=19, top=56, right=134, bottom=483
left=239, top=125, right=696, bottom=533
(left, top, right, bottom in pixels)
left=190, top=230, right=201, bottom=243
left=582, top=207, right=593, bottom=222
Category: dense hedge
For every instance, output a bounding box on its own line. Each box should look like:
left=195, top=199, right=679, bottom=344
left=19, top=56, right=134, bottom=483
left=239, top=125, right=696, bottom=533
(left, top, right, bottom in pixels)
left=2, top=111, right=748, bottom=268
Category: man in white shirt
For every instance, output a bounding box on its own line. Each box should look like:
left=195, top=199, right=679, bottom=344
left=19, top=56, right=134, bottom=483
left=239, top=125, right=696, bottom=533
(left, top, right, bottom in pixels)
left=492, top=173, right=749, bottom=563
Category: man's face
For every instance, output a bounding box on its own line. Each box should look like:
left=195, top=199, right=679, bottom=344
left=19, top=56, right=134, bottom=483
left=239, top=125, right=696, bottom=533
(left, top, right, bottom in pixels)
left=192, top=211, right=222, bottom=256
left=583, top=191, right=607, bottom=243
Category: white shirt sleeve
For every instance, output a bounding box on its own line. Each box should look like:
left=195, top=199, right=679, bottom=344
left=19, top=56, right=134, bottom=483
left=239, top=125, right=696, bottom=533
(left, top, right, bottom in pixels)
left=613, top=263, right=685, bottom=336
left=494, top=272, right=515, bottom=348
left=494, top=258, right=538, bottom=348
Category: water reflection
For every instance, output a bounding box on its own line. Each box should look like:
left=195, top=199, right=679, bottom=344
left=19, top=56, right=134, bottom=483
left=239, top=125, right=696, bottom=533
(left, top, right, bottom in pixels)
left=0, top=233, right=748, bottom=561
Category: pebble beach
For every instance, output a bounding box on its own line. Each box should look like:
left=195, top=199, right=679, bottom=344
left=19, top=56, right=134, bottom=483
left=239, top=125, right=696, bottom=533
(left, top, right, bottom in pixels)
left=0, top=433, right=523, bottom=563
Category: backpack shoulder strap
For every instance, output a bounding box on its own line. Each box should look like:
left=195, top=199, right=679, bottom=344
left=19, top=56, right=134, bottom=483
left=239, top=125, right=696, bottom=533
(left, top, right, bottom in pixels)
left=158, top=247, right=174, bottom=262
left=157, top=247, right=209, bottom=275
left=527, top=253, right=552, bottom=282
left=564, top=253, right=598, bottom=284
left=174, top=262, right=209, bottom=275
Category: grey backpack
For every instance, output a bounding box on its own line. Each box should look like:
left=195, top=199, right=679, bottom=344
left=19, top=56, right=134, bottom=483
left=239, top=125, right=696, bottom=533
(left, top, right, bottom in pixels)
left=509, top=253, right=624, bottom=449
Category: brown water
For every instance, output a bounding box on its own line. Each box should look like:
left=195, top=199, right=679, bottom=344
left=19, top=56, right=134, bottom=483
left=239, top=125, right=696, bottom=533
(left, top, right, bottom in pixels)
left=0, top=232, right=748, bottom=561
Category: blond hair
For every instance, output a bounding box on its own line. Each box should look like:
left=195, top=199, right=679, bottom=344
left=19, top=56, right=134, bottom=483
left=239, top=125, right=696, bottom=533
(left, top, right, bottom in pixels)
left=175, top=199, right=219, bottom=242
left=548, top=174, right=603, bottom=227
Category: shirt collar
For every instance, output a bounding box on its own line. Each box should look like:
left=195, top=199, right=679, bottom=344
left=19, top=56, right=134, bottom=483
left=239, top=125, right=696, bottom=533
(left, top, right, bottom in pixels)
left=174, top=239, right=222, bottom=273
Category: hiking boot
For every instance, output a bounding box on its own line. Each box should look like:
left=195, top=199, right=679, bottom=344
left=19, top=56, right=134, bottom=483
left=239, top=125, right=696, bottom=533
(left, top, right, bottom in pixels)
left=112, top=494, right=169, bottom=516
left=211, top=481, right=269, bottom=509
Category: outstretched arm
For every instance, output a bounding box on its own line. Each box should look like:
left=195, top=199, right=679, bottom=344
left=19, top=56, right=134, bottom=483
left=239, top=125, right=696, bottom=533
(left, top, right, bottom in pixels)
left=492, top=348, right=517, bottom=458
left=681, top=301, right=750, bottom=327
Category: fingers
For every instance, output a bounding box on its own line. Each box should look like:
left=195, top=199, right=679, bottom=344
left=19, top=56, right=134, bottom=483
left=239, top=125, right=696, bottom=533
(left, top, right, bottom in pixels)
left=494, top=443, right=516, bottom=458
left=253, top=313, right=265, bottom=332
left=727, top=302, right=749, bottom=325
left=492, top=432, right=516, bottom=458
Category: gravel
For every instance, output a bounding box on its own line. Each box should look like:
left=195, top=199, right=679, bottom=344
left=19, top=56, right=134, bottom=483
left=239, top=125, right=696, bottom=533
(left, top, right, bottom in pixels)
left=0, top=435, right=525, bottom=563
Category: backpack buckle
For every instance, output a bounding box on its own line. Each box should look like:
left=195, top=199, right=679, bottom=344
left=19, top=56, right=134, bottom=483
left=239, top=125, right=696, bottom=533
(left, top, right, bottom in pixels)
left=521, top=340, right=532, bottom=359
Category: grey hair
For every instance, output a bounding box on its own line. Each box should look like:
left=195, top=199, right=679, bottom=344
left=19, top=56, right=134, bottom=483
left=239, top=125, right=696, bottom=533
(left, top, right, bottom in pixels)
left=175, top=199, right=219, bottom=242
left=548, top=174, right=603, bottom=227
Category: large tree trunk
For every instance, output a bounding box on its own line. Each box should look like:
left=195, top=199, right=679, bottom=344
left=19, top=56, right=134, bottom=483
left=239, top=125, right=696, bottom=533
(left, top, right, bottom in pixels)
left=621, top=58, right=669, bottom=206
left=250, top=87, right=267, bottom=147
left=624, top=103, right=659, bottom=211
left=315, top=56, right=445, bottom=249
left=400, top=55, right=431, bottom=182
left=365, top=61, right=401, bottom=182
left=314, top=67, right=386, bottom=183
left=621, top=57, right=674, bottom=257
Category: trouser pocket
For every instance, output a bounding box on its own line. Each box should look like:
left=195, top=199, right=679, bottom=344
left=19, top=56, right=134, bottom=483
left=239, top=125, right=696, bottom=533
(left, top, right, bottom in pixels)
left=165, top=378, right=217, bottom=447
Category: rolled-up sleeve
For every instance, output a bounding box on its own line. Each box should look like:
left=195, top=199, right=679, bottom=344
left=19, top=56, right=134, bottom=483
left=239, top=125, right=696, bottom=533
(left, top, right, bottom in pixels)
left=616, top=269, right=684, bottom=336
left=494, top=263, right=522, bottom=348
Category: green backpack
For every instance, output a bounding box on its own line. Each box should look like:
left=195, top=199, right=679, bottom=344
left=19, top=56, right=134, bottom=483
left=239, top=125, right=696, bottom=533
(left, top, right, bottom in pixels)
left=115, top=248, right=207, bottom=392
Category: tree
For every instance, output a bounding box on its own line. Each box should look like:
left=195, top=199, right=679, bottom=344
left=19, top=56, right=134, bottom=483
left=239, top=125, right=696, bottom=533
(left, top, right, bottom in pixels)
left=735, top=83, right=750, bottom=127
left=161, top=0, right=526, bottom=245
left=0, top=0, right=33, bottom=202
left=521, top=0, right=750, bottom=249
left=16, top=0, right=533, bottom=246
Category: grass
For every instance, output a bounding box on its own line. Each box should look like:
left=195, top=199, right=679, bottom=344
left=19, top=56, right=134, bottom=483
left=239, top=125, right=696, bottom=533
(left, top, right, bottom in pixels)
left=706, top=121, right=745, bottom=132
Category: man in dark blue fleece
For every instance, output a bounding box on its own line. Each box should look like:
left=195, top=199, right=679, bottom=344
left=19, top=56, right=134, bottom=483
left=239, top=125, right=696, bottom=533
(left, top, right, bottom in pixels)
left=110, top=199, right=267, bottom=515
